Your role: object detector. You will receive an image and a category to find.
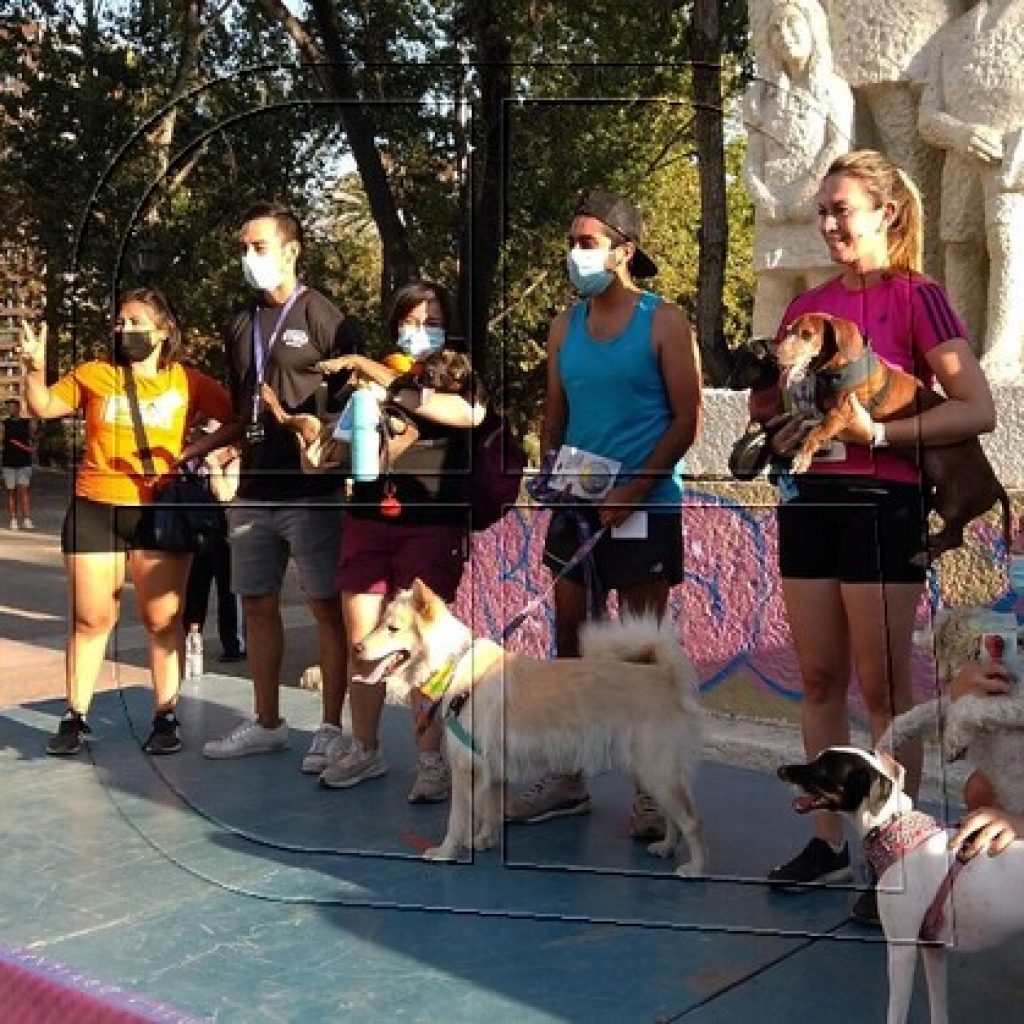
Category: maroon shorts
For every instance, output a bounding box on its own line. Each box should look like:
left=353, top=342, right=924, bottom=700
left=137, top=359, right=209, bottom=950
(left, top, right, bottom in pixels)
left=336, top=515, right=469, bottom=602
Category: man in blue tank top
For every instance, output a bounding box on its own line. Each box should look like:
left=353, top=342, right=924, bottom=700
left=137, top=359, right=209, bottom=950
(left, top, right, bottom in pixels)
left=508, top=191, right=703, bottom=833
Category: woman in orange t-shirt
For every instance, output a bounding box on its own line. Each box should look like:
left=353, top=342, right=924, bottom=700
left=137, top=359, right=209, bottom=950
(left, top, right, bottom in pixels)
left=19, top=288, right=233, bottom=758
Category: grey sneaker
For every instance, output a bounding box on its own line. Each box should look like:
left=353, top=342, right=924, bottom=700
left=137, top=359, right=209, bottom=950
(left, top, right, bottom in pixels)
left=202, top=717, right=289, bottom=759
left=506, top=774, right=592, bottom=824
left=407, top=753, right=451, bottom=803
left=301, top=723, right=350, bottom=774
left=630, top=787, right=667, bottom=841
left=319, top=740, right=388, bottom=789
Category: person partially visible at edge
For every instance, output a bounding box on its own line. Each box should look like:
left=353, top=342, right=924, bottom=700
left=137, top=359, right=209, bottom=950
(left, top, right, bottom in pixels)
left=947, top=660, right=1024, bottom=860
left=316, top=280, right=486, bottom=802
left=2, top=396, right=37, bottom=530
left=201, top=203, right=359, bottom=776
left=507, top=190, right=702, bottom=837
left=18, top=289, right=233, bottom=757
left=758, top=149, right=997, bottom=926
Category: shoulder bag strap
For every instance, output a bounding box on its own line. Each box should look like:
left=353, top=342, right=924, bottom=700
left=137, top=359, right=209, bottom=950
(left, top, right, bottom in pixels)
left=121, top=365, right=158, bottom=481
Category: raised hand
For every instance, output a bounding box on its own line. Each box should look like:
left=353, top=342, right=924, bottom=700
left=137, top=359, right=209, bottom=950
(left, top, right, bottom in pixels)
left=19, top=319, right=47, bottom=371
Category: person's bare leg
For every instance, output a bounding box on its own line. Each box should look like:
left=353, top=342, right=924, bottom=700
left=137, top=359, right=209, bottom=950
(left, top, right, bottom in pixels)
left=243, top=593, right=285, bottom=726
left=65, top=551, right=126, bottom=713
left=781, top=576, right=852, bottom=846
left=307, top=593, right=347, bottom=726
left=844, top=580, right=925, bottom=800
left=18, top=483, right=30, bottom=522
left=130, top=549, right=193, bottom=713
left=343, top=592, right=386, bottom=748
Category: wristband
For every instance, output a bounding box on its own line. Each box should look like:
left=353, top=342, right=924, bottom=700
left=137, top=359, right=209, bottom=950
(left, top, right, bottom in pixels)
left=871, top=421, right=888, bottom=448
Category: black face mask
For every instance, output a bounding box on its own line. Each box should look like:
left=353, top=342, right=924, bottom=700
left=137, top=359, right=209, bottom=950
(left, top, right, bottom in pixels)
left=114, top=328, right=158, bottom=365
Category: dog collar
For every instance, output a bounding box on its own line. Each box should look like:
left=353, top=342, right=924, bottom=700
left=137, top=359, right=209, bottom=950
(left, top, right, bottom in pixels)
left=862, top=810, right=943, bottom=879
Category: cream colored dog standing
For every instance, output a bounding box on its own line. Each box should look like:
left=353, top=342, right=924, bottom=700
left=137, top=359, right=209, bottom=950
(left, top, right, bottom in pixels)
left=353, top=580, right=706, bottom=873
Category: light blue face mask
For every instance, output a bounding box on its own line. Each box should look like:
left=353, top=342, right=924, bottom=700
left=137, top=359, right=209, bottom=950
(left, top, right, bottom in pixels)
left=396, top=325, right=445, bottom=358
left=566, top=246, right=614, bottom=297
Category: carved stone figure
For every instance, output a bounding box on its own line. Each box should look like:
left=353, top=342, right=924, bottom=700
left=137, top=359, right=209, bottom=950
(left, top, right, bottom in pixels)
left=821, top=1, right=967, bottom=279
left=918, top=0, right=1024, bottom=382
left=744, top=0, right=854, bottom=338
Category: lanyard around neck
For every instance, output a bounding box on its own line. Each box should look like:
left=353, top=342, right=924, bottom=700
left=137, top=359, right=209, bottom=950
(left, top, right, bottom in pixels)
left=251, top=284, right=304, bottom=416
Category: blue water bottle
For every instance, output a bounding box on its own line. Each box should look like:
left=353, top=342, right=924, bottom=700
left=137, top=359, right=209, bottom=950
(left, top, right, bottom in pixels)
left=350, top=387, right=380, bottom=482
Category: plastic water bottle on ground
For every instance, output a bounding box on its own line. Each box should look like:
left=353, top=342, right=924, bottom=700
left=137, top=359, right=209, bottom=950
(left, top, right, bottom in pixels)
left=185, top=624, right=204, bottom=685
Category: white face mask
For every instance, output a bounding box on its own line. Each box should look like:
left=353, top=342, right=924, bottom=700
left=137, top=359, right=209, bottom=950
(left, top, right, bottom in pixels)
left=566, top=246, right=614, bottom=297
left=396, top=325, right=445, bottom=358
left=242, top=250, right=283, bottom=292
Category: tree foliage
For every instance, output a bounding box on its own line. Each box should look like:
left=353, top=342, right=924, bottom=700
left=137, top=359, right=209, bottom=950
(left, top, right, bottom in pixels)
left=0, top=0, right=755, bottom=419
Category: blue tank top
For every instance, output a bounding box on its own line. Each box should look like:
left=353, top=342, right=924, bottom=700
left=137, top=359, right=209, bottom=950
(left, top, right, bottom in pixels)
left=558, top=290, right=683, bottom=509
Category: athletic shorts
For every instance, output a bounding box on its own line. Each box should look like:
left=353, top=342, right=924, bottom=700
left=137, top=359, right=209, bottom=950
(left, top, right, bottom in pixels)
left=336, top=515, right=469, bottom=603
left=542, top=507, right=684, bottom=591
left=3, top=466, right=31, bottom=489
left=777, top=475, right=928, bottom=584
left=226, top=503, right=341, bottom=600
left=61, top=497, right=146, bottom=555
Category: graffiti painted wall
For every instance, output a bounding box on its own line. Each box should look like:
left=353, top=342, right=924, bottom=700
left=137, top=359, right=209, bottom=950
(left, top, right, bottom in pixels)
left=453, top=488, right=1017, bottom=726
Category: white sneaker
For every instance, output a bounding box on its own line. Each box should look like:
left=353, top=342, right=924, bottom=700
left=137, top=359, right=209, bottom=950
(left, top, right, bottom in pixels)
left=8, top=519, right=18, bottom=531
left=319, top=740, right=388, bottom=788
left=300, top=722, right=350, bottom=774
left=202, top=717, right=289, bottom=759
left=407, top=753, right=451, bottom=803
left=21, top=518, right=34, bottom=530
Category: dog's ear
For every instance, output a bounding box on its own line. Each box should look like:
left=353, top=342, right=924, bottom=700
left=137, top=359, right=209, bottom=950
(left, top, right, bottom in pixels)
left=830, top=316, right=865, bottom=356
left=410, top=578, right=444, bottom=621
left=820, top=316, right=838, bottom=359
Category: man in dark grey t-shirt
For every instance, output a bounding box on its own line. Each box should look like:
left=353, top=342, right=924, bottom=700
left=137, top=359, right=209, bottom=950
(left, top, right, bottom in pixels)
left=203, top=203, right=357, bottom=774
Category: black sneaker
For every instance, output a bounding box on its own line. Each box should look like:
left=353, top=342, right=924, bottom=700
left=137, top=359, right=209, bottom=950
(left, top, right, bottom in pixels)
left=46, top=710, right=91, bottom=756
left=143, top=712, right=182, bottom=755
left=767, top=838, right=853, bottom=890
left=850, top=888, right=881, bottom=927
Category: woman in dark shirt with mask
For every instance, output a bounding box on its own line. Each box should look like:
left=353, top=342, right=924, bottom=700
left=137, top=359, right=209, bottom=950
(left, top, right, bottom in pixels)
left=317, top=281, right=486, bottom=802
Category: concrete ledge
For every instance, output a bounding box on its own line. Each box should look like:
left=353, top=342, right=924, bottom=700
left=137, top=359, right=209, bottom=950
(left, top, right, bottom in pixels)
left=688, top=385, right=1024, bottom=488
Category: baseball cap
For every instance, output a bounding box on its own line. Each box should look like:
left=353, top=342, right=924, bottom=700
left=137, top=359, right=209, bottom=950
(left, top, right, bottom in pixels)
left=572, top=190, right=658, bottom=278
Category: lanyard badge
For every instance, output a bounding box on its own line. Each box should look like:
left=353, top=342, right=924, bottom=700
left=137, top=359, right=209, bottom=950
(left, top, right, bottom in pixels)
left=249, top=285, right=305, bottom=443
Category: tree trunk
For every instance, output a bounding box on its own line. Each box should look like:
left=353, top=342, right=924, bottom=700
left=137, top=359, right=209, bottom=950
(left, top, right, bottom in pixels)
left=257, top=0, right=419, bottom=302
left=688, top=0, right=732, bottom=385
left=456, top=5, right=512, bottom=387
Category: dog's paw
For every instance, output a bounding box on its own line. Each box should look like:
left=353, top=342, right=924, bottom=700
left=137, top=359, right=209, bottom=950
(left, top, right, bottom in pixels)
left=790, top=451, right=812, bottom=474
left=674, top=861, right=702, bottom=879
left=647, top=839, right=675, bottom=859
left=423, top=844, right=458, bottom=861
left=472, top=831, right=496, bottom=851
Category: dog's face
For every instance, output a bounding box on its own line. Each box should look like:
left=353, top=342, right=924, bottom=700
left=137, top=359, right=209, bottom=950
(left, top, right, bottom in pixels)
left=778, top=746, right=908, bottom=831
left=726, top=337, right=780, bottom=392
left=774, top=313, right=866, bottom=383
left=351, top=579, right=463, bottom=694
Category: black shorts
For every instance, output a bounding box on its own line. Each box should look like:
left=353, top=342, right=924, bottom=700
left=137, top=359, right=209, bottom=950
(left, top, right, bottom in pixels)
left=542, top=507, right=683, bottom=591
left=777, top=475, right=928, bottom=584
left=61, top=497, right=146, bottom=555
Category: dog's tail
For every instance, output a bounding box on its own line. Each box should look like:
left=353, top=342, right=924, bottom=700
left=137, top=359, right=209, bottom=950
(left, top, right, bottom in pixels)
left=878, top=698, right=945, bottom=753
left=579, top=615, right=701, bottom=711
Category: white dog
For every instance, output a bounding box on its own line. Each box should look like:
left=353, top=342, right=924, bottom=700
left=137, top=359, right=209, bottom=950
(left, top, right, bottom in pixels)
left=353, top=579, right=706, bottom=875
left=882, top=694, right=1024, bottom=814
left=779, top=746, right=1024, bottom=1024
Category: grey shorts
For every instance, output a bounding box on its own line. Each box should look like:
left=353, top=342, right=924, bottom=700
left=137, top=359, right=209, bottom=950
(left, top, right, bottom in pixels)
left=227, top=503, right=342, bottom=600
left=3, top=466, right=31, bottom=489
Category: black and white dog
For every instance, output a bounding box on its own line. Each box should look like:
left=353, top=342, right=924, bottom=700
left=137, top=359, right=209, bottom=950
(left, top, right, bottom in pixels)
left=778, top=746, right=1024, bottom=1024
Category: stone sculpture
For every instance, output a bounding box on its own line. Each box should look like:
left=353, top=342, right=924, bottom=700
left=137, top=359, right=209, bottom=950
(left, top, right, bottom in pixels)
left=918, top=0, right=1024, bottom=382
left=744, top=0, right=854, bottom=338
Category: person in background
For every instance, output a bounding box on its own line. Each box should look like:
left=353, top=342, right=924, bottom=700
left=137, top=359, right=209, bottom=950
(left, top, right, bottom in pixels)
left=202, top=203, right=358, bottom=777
left=18, top=288, right=233, bottom=756
left=2, top=397, right=37, bottom=530
left=508, top=190, right=702, bottom=837
left=182, top=420, right=245, bottom=664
